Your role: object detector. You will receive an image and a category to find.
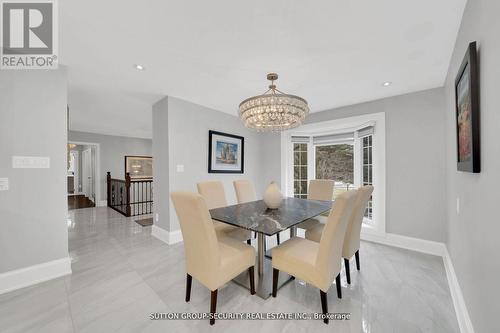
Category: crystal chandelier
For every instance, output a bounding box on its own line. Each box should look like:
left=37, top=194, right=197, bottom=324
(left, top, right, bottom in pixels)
left=239, top=73, right=309, bottom=131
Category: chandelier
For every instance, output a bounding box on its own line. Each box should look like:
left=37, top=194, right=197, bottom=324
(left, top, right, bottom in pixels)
left=239, top=73, right=309, bottom=131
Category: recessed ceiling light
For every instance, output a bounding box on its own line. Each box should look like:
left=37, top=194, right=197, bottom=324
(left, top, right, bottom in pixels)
left=382, top=81, right=392, bottom=87
left=134, top=64, right=145, bottom=71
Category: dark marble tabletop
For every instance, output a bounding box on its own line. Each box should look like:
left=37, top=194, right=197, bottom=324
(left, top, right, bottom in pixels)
left=209, top=197, right=333, bottom=236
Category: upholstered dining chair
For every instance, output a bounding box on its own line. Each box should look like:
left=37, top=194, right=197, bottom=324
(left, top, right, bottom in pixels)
left=305, top=185, right=374, bottom=284
left=297, top=179, right=335, bottom=231
left=197, top=181, right=252, bottom=243
left=171, top=192, right=256, bottom=325
left=233, top=180, right=281, bottom=245
left=271, top=190, right=358, bottom=324
left=233, top=179, right=257, bottom=204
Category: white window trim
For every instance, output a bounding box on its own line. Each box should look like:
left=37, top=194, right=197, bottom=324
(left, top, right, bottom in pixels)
left=281, top=112, right=386, bottom=236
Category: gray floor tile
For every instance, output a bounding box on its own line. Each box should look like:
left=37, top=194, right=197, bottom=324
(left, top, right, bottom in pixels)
left=0, top=207, right=460, bottom=332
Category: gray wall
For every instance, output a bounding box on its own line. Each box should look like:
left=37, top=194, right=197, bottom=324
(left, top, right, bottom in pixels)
left=443, top=0, right=500, bottom=331
left=0, top=69, right=69, bottom=273
left=68, top=131, right=152, bottom=202
left=306, top=88, right=447, bottom=242
left=152, top=97, right=170, bottom=231
left=152, top=96, right=281, bottom=231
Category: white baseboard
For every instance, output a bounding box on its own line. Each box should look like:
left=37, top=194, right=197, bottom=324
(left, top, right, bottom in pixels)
left=443, top=248, right=475, bottom=333
left=0, top=257, right=72, bottom=295
left=361, top=231, right=473, bottom=333
left=361, top=231, right=446, bottom=256
left=151, top=225, right=183, bottom=245
left=97, top=200, right=107, bottom=207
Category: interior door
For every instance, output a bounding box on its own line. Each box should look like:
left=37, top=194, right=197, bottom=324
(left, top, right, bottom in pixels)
left=71, top=151, right=79, bottom=193
left=82, top=148, right=92, bottom=199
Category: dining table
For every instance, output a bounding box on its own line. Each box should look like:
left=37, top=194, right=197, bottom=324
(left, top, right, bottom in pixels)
left=209, top=197, right=333, bottom=299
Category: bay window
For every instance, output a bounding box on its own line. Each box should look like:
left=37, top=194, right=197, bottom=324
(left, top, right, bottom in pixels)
left=283, top=113, right=385, bottom=235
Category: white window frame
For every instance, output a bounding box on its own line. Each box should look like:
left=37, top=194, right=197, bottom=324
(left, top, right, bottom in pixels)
left=291, top=141, right=309, bottom=198
left=281, top=112, right=386, bottom=236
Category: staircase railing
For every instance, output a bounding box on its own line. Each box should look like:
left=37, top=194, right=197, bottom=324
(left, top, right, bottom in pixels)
left=107, top=172, right=153, bottom=217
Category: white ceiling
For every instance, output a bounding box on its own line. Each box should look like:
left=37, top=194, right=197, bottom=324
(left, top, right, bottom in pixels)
left=61, top=0, right=467, bottom=139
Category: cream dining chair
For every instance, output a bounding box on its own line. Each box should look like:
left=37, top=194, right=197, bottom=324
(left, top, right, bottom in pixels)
left=233, top=180, right=282, bottom=245
left=297, top=179, right=335, bottom=231
left=233, top=180, right=257, bottom=204
left=170, top=192, right=256, bottom=325
left=271, top=190, right=358, bottom=324
left=305, top=185, right=374, bottom=284
left=197, top=181, right=252, bottom=243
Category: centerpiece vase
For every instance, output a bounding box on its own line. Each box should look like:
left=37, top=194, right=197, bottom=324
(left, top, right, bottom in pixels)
left=263, top=181, right=283, bottom=209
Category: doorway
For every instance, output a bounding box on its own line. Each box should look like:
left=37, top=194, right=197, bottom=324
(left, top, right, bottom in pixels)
left=67, top=141, right=99, bottom=209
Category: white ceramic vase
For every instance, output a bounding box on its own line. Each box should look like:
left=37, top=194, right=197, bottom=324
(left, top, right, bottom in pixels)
left=263, top=181, right=283, bottom=209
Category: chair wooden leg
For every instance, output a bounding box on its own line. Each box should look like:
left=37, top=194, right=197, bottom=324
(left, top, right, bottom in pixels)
left=355, top=250, right=360, bottom=270
left=335, top=274, right=342, bottom=299
left=249, top=266, right=255, bottom=295
left=320, top=290, right=329, bottom=324
left=185, top=274, right=192, bottom=302
left=272, top=268, right=279, bottom=297
left=210, top=289, right=218, bottom=325
left=344, top=258, right=351, bottom=284
left=246, top=239, right=251, bottom=245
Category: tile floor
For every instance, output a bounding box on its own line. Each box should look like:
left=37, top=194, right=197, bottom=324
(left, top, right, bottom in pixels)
left=0, top=207, right=459, bottom=332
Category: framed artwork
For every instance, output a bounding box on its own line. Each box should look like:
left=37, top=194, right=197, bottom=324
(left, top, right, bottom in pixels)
left=208, top=130, right=244, bottom=173
left=125, top=156, right=153, bottom=179
left=455, top=41, right=480, bottom=173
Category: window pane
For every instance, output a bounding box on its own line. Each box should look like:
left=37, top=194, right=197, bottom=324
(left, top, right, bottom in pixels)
left=300, top=166, right=307, bottom=179
left=315, top=144, right=354, bottom=200
left=361, top=134, right=374, bottom=220
left=293, top=143, right=308, bottom=197
left=294, top=152, right=300, bottom=165
left=300, top=181, right=308, bottom=194
left=301, top=151, right=307, bottom=165
left=315, top=144, right=353, bottom=183
left=294, top=181, right=300, bottom=194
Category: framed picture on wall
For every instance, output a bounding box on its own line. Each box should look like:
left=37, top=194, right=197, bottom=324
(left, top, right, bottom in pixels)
left=208, top=130, right=244, bottom=173
left=125, top=156, right=153, bottom=179
left=455, top=41, right=480, bottom=173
